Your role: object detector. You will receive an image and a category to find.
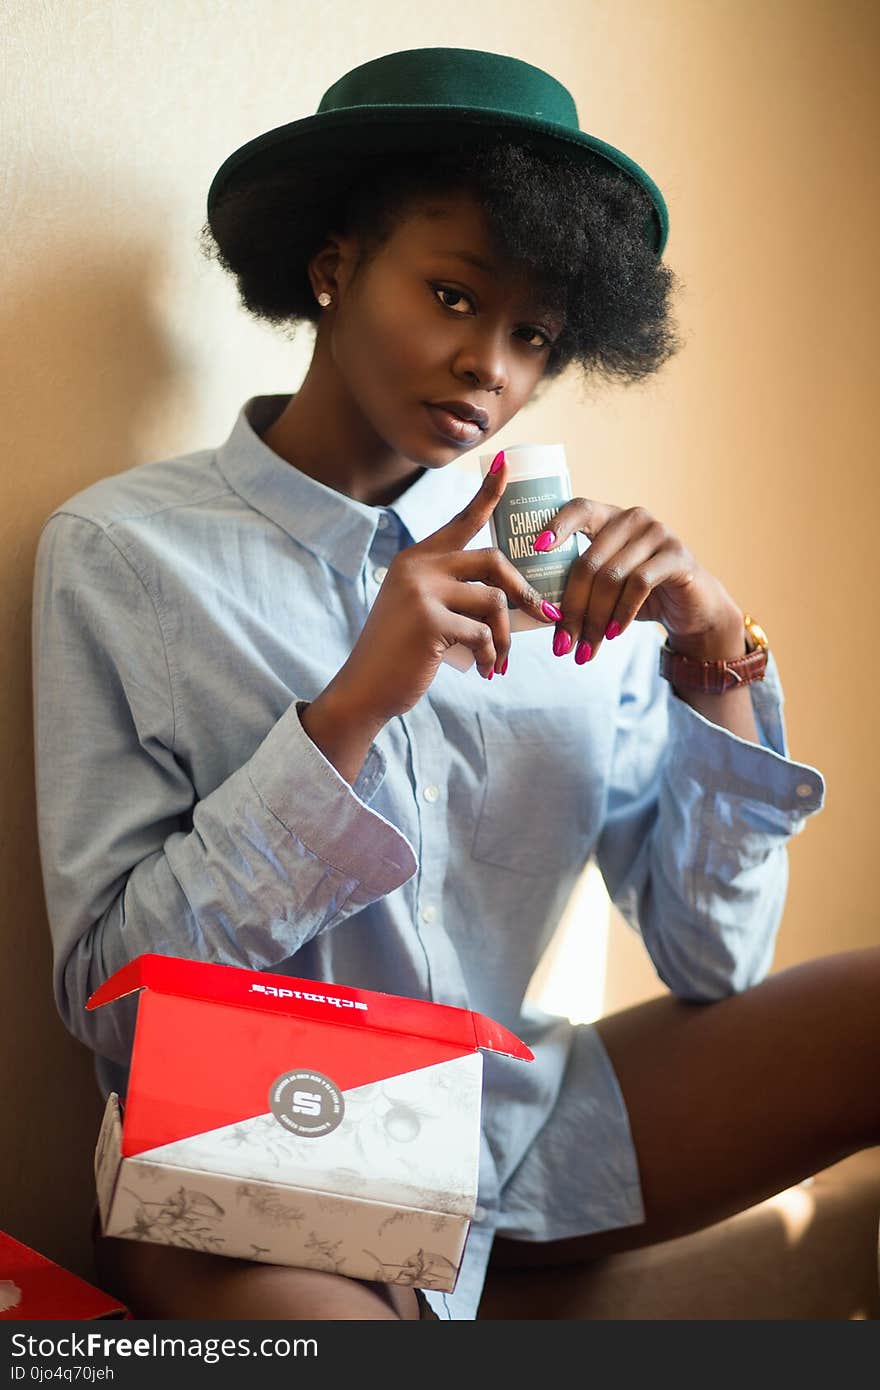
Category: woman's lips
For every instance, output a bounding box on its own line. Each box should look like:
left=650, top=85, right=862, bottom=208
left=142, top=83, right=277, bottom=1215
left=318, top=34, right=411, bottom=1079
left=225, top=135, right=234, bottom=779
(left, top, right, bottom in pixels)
left=424, top=404, right=484, bottom=445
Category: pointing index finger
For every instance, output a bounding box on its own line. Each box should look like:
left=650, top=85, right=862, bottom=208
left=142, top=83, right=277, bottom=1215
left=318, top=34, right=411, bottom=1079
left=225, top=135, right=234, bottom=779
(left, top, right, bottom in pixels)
left=419, top=450, right=507, bottom=554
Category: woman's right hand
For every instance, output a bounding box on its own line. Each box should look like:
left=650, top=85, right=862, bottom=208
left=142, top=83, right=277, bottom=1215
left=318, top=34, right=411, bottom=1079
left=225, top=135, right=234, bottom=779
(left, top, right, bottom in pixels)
left=331, top=454, right=558, bottom=724
left=299, top=453, right=559, bottom=783
left=301, top=453, right=558, bottom=783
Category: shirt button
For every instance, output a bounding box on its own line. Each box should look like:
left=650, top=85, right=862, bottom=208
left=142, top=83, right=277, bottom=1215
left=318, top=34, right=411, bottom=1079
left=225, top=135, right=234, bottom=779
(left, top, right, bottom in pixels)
left=420, top=905, right=437, bottom=924
left=472, top=1205, right=487, bottom=1223
left=422, top=784, right=440, bottom=803
left=796, top=783, right=813, bottom=798
left=373, top=565, right=388, bottom=584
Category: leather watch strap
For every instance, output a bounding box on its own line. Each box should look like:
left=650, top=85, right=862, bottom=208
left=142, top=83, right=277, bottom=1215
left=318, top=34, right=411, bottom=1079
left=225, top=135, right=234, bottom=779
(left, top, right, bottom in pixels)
left=659, top=615, right=769, bottom=694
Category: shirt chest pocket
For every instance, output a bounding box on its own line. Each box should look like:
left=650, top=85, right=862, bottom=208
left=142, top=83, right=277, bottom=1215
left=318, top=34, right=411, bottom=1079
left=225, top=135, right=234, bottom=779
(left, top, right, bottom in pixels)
left=471, top=706, right=601, bottom=877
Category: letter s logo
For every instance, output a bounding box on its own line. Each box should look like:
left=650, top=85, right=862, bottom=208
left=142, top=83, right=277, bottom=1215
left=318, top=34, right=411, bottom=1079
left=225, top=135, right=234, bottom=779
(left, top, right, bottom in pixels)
left=291, top=1090, right=322, bottom=1116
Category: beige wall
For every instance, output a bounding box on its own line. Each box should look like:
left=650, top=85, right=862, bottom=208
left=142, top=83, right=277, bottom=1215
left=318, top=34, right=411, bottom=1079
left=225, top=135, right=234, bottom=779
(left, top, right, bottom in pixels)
left=2, top=0, right=877, bottom=1277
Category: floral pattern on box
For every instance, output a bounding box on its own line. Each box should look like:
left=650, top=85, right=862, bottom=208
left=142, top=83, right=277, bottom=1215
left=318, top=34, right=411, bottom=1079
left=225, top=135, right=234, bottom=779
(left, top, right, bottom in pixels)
left=103, top=1155, right=468, bottom=1290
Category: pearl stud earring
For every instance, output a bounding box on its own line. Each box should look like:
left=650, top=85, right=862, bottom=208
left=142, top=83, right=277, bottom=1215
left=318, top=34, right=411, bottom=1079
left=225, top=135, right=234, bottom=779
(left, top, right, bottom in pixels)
left=317, top=292, right=332, bottom=307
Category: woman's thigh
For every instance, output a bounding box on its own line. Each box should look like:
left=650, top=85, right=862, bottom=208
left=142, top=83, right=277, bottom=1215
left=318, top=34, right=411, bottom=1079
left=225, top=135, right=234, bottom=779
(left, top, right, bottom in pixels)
left=486, top=946, right=880, bottom=1280
left=93, top=1217, right=423, bottom=1320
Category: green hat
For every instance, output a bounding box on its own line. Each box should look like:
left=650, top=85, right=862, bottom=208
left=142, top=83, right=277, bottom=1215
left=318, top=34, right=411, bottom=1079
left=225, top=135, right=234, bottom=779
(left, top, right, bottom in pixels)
left=207, top=46, right=669, bottom=257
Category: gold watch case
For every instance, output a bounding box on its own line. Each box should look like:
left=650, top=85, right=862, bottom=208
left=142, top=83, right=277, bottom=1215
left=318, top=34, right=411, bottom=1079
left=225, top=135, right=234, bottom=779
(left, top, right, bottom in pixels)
left=743, top=614, right=769, bottom=654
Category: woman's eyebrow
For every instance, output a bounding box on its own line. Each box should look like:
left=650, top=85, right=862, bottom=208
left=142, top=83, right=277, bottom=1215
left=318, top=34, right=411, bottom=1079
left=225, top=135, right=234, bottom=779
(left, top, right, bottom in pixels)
left=433, top=249, right=499, bottom=279
left=431, top=250, right=560, bottom=320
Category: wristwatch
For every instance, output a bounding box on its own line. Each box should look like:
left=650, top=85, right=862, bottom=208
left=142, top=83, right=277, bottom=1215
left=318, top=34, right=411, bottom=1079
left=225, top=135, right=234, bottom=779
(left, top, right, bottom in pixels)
left=659, top=613, right=769, bottom=694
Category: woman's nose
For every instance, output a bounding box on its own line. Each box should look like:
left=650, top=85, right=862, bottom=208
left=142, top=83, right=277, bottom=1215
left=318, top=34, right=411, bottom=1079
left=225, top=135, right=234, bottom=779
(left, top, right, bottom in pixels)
left=458, top=336, right=509, bottom=395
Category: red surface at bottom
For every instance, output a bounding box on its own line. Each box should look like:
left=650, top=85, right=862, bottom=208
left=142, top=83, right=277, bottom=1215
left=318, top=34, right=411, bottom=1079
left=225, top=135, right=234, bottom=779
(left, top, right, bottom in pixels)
left=0, top=1230, right=128, bottom=1320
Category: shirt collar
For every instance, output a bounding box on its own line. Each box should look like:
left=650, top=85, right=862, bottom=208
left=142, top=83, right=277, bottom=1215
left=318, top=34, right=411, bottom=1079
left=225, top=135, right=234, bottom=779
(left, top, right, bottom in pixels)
left=214, top=394, right=482, bottom=580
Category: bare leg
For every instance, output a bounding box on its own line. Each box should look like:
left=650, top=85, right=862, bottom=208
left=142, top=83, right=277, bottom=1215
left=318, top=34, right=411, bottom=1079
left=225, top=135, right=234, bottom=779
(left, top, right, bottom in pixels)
left=479, top=947, right=880, bottom=1314
left=94, top=1223, right=421, bottom=1320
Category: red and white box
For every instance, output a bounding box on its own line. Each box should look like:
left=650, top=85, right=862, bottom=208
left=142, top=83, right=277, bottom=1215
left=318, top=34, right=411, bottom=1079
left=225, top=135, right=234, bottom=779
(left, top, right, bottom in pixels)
left=88, top=954, right=532, bottom=1293
left=0, top=1230, right=128, bottom=1320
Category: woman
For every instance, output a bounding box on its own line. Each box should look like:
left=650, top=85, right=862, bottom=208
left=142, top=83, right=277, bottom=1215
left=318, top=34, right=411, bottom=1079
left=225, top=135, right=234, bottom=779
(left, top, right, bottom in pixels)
left=32, top=47, right=878, bottom=1321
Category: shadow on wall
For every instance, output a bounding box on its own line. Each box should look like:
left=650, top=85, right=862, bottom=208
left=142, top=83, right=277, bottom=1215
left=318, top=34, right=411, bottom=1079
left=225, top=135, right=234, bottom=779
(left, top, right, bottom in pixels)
left=0, top=203, right=184, bottom=1278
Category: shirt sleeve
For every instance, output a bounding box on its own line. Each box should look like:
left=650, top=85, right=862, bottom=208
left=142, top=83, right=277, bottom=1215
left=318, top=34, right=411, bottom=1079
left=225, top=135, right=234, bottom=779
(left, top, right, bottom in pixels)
left=32, top=513, right=418, bottom=1066
left=593, top=622, right=825, bottom=1000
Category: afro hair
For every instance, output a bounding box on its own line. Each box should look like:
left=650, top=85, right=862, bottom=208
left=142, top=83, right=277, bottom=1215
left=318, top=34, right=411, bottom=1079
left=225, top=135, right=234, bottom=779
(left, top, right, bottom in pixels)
left=198, top=137, right=686, bottom=394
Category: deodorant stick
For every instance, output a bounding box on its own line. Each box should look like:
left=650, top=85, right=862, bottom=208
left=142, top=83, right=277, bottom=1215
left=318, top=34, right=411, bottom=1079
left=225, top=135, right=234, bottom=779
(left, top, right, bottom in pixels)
left=440, top=441, right=584, bottom=671
left=479, top=442, right=580, bottom=632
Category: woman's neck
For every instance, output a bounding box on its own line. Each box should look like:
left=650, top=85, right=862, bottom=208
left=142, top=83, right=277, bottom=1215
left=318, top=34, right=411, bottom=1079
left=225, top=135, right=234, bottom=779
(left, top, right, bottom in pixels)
left=259, top=360, right=425, bottom=507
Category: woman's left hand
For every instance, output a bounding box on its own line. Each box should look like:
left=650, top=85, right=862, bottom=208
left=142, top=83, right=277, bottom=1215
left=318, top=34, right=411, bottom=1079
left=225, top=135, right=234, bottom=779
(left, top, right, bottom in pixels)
left=534, top=499, right=744, bottom=664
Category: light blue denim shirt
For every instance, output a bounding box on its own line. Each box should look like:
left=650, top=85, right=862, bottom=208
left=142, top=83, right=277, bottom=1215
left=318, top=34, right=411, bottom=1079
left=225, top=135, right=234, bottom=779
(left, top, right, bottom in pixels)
left=32, top=394, right=826, bottom=1319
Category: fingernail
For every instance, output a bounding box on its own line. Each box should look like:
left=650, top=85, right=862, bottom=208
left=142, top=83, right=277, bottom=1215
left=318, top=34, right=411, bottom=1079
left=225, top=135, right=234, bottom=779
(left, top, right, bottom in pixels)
left=486, top=668, right=494, bottom=680
left=575, top=640, right=593, bottom=665
left=553, top=629, right=573, bottom=657
left=500, top=656, right=509, bottom=675
left=541, top=601, right=562, bottom=622
left=533, top=529, right=556, bottom=552
left=605, top=620, right=621, bottom=640
left=490, top=450, right=505, bottom=474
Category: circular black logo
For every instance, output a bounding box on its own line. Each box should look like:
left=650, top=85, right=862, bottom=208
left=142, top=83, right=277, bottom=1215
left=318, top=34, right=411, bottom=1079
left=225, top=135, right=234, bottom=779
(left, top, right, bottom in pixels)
left=269, top=1069, right=345, bottom=1138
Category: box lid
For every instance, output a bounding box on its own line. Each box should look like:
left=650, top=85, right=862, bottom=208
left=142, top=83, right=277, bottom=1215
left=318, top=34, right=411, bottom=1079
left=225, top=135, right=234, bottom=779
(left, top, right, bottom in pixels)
left=87, top=954, right=533, bottom=1157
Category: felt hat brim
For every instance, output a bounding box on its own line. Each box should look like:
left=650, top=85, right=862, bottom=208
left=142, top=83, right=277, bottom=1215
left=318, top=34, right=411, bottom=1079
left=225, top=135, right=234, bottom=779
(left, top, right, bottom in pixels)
left=206, top=48, right=669, bottom=257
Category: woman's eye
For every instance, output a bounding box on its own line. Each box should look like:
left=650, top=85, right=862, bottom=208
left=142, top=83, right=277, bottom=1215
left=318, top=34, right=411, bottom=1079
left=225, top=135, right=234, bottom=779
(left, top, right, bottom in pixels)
left=433, top=285, right=470, bottom=314
left=430, top=284, right=551, bottom=351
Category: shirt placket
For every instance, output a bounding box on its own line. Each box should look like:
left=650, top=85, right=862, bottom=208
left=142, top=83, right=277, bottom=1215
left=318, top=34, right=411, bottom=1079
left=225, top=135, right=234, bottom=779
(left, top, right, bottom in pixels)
left=363, top=509, right=395, bottom=603
left=397, top=688, right=499, bottom=1218
left=365, top=514, right=471, bottom=1013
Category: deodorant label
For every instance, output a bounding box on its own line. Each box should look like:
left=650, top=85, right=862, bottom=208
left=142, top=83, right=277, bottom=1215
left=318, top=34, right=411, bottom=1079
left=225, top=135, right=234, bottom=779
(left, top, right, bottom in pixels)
left=491, top=475, right=578, bottom=607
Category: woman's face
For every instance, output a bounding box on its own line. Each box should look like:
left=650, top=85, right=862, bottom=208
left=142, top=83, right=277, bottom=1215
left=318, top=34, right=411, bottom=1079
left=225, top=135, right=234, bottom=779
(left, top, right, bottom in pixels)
left=316, top=190, right=563, bottom=473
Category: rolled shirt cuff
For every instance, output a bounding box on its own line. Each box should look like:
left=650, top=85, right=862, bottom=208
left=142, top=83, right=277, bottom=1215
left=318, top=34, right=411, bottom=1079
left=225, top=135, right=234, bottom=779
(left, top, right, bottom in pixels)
left=665, top=648, right=825, bottom=834
left=247, top=698, right=418, bottom=895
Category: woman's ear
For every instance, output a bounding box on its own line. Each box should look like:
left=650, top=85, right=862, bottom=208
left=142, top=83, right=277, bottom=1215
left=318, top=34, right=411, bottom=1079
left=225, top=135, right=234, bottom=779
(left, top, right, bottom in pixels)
left=307, top=233, right=353, bottom=304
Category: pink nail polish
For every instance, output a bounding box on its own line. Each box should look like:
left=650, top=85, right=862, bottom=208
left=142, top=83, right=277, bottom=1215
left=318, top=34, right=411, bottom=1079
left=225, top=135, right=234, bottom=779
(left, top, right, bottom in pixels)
left=553, top=629, right=573, bottom=657
left=605, top=620, right=621, bottom=640
left=541, top=601, right=563, bottom=622
left=500, top=656, right=509, bottom=675
left=533, top=529, right=556, bottom=553
left=487, top=668, right=494, bottom=680
left=575, top=640, right=593, bottom=665
left=490, top=450, right=505, bottom=474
